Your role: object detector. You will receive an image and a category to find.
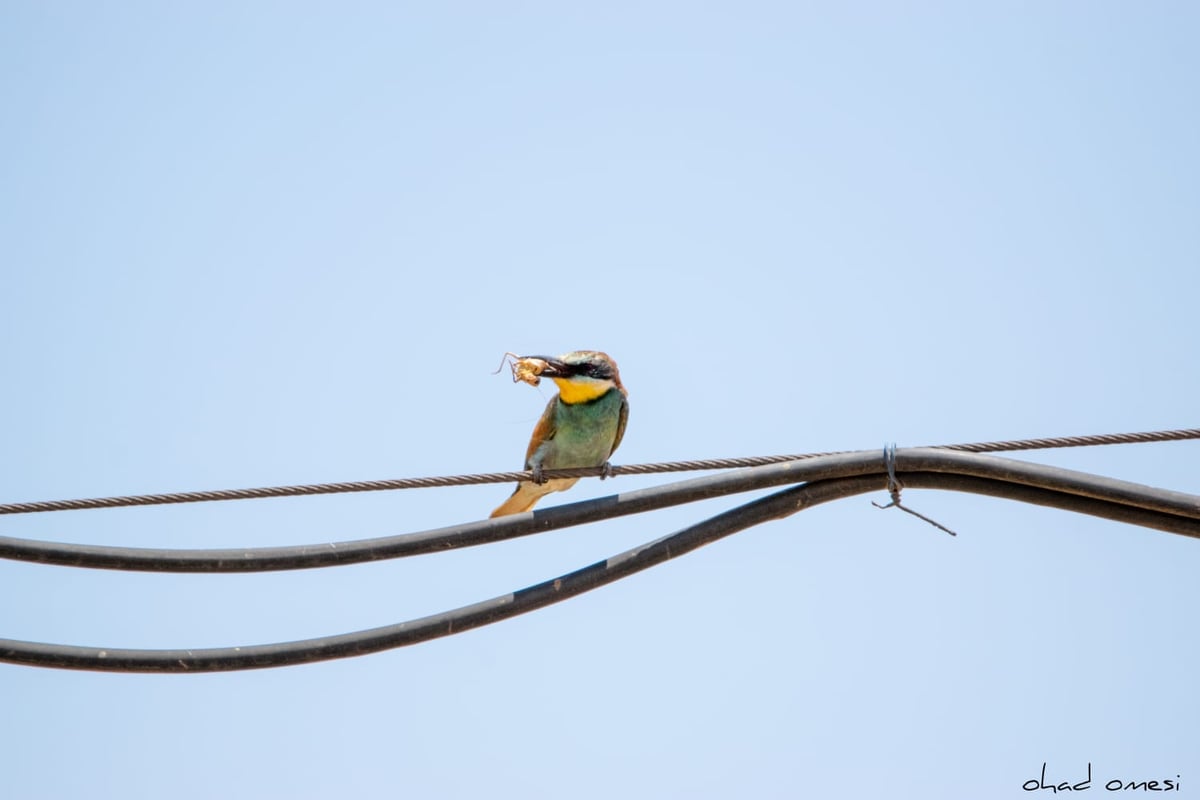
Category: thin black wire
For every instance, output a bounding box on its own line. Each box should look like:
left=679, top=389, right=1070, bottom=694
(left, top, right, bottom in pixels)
left=4, top=463, right=1199, bottom=673
left=0, top=427, right=1196, bottom=517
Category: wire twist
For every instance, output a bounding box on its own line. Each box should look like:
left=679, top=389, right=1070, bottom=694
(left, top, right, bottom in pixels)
left=871, top=443, right=957, bottom=536
left=0, top=427, right=1196, bottom=517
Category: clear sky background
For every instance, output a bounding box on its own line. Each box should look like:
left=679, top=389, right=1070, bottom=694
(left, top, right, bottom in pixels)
left=2, top=3, right=1198, bottom=798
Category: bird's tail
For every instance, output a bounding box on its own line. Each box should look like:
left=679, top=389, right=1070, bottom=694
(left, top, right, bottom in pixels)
left=490, top=478, right=579, bottom=517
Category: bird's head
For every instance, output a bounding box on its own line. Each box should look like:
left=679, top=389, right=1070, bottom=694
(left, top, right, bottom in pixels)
left=526, top=350, right=624, bottom=404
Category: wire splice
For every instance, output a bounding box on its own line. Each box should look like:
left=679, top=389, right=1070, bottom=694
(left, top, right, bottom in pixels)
left=872, top=443, right=957, bottom=536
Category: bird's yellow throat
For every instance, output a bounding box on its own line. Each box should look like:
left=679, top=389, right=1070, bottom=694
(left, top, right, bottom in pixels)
left=552, top=377, right=613, bottom=404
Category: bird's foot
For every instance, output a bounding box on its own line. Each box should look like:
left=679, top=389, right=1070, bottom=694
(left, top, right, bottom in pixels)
left=599, top=461, right=613, bottom=480
left=531, top=464, right=546, bottom=484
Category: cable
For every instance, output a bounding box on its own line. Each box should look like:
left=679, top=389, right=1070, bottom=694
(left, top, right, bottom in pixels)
left=3, top=462, right=1198, bottom=673
left=0, top=427, right=1196, bottom=517
left=2, top=449, right=1199, bottom=573
left=939, top=428, right=1200, bottom=453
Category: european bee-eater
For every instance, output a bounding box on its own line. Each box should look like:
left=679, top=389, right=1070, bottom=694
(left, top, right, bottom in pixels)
left=491, top=350, right=629, bottom=517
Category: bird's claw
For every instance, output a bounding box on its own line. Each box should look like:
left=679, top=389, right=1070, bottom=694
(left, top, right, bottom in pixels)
left=599, top=461, right=613, bottom=480
left=531, top=464, right=546, bottom=485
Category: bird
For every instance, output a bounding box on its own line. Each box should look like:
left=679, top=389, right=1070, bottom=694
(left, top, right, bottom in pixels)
left=491, top=350, right=629, bottom=517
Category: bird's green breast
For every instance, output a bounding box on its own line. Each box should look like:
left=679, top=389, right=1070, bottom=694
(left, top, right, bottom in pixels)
left=540, top=388, right=625, bottom=469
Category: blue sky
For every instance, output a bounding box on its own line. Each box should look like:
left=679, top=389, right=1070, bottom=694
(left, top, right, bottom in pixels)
left=2, top=3, right=1198, bottom=797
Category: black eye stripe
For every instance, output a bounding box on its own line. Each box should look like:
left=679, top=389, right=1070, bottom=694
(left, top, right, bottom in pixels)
left=560, top=357, right=612, bottom=380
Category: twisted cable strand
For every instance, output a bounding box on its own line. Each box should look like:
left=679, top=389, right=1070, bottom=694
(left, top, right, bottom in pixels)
left=0, top=427, right=1196, bottom=517
left=937, top=428, right=1200, bottom=453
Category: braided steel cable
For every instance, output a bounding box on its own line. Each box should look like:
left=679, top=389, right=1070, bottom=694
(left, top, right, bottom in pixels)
left=936, top=428, right=1200, bottom=452
left=0, top=427, right=1197, bottom=517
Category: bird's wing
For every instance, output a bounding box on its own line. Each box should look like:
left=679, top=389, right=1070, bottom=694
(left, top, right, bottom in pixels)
left=523, top=395, right=559, bottom=468
left=609, top=392, right=629, bottom=457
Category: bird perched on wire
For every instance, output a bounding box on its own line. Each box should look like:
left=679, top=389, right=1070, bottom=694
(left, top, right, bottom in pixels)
left=491, top=350, right=629, bottom=517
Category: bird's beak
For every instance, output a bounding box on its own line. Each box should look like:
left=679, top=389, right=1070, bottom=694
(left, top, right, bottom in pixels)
left=524, top=356, right=572, bottom=377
